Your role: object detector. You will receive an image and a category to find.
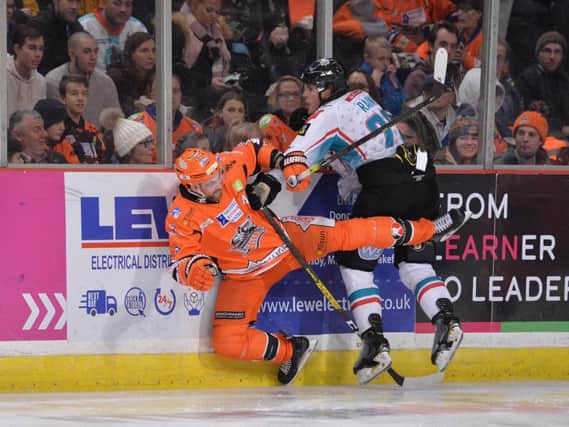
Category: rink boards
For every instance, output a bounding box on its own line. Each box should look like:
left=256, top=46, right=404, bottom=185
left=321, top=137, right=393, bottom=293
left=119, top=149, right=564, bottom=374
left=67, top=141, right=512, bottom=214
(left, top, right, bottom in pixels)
left=1, top=169, right=569, bottom=392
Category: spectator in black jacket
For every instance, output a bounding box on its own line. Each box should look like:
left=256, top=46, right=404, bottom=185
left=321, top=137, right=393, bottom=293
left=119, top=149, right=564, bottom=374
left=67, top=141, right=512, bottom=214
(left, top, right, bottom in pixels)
left=30, top=0, right=83, bottom=75
left=254, top=14, right=305, bottom=82
left=506, top=0, right=552, bottom=79
left=516, top=31, right=569, bottom=138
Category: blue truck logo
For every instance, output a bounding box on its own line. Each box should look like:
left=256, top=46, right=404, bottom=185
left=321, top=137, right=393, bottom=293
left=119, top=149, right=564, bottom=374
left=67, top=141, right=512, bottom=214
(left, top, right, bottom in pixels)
left=79, top=290, right=118, bottom=316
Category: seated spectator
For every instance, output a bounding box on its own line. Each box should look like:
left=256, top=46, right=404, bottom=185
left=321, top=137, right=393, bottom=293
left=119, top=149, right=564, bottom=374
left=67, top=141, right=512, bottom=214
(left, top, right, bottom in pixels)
left=495, top=39, right=524, bottom=133
left=172, top=11, right=204, bottom=112
left=259, top=75, right=305, bottom=152
left=360, top=36, right=405, bottom=115
left=516, top=31, right=569, bottom=138
left=7, top=25, right=46, bottom=119
left=202, top=90, right=247, bottom=153
left=254, top=13, right=305, bottom=82
left=435, top=117, right=480, bottom=165
left=174, top=132, right=211, bottom=159
left=79, top=0, right=148, bottom=71
left=506, top=0, right=551, bottom=78
left=178, top=0, right=232, bottom=110
left=30, top=0, right=83, bottom=75
left=33, top=98, right=68, bottom=163
left=7, top=136, right=27, bottom=163
left=107, top=31, right=155, bottom=117
left=7, top=110, right=48, bottom=163
left=396, top=115, right=440, bottom=157
left=457, top=58, right=508, bottom=155
left=100, top=108, right=154, bottom=164
left=346, top=69, right=381, bottom=104
left=225, top=121, right=262, bottom=151
left=543, top=135, right=569, bottom=164
left=130, top=73, right=203, bottom=162
left=404, top=75, right=458, bottom=152
left=494, top=111, right=550, bottom=166
left=332, top=0, right=455, bottom=70
left=454, top=0, right=483, bottom=70
left=333, top=0, right=388, bottom=71
left=266, top=76, right=304, bottom=122
left=404, top=21, right=461, bottom=100
left=45, top=31, right=121, bottom=126
left=55, top=74, right=107, bottom=163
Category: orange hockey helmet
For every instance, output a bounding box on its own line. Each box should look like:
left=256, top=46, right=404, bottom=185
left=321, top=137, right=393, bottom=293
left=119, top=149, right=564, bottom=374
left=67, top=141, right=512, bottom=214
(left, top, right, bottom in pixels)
left=175, top=148, right=221, bottom=186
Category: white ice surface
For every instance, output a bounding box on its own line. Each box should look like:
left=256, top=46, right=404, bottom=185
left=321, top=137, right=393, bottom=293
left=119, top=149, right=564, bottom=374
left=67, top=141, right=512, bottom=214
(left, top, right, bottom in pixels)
left=1, top=381, right=568, bottom=427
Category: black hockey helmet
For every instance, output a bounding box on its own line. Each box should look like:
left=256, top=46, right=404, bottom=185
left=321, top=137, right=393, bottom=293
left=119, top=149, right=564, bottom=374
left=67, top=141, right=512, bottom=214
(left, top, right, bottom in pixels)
left=301, top=58, right=346, bottom=94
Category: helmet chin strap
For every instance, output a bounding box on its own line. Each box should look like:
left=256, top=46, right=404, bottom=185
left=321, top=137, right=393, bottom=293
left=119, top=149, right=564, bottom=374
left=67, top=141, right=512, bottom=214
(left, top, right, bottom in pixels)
left=318, top=85, right=335, bottom=104
left=186, top=184, right=208, bottom=203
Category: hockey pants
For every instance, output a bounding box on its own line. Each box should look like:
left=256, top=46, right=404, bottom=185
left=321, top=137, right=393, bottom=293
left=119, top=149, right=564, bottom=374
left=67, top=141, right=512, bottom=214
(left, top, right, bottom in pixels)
left=212, top=215, right=435, bottom=363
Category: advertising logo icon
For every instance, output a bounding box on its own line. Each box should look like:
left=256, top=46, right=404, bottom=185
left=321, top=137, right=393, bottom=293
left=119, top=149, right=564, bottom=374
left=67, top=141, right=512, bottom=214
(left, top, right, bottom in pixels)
left=154, top=288, right=176, bottom=315
left=125, top=287, right=146, bottom=316
left=184, top=291, right=205, bottom=316
left=79, top=290, right=117, bottom=316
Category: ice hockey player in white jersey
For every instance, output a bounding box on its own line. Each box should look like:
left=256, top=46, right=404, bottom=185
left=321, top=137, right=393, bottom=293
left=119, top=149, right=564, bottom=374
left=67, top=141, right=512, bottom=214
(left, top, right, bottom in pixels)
left=281, top=58, right=469, bottom=385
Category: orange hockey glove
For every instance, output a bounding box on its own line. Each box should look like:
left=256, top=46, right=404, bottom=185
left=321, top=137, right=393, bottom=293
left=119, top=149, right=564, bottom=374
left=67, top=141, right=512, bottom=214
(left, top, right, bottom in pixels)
left=283, top=151, right=311, bottom=192
left=176, top=255, right=219, bottom=291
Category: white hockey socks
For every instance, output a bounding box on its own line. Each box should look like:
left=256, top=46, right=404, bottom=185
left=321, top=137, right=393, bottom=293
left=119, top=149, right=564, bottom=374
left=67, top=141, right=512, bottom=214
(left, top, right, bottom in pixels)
left=339, top=266, right=382, bottom=332
left=398, top=261, right=452, bottom=320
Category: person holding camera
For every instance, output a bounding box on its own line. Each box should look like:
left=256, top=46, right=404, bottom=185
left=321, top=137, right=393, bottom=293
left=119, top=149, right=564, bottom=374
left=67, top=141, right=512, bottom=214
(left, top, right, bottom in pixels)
left=179, top=0, right=232, bottom=93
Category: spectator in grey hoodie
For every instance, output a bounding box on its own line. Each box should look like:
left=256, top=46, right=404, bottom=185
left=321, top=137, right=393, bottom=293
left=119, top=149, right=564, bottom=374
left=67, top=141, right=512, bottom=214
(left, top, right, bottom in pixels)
left=7, top=25, right=46, bottom=119
left=45, top=31, right=121, bottom=126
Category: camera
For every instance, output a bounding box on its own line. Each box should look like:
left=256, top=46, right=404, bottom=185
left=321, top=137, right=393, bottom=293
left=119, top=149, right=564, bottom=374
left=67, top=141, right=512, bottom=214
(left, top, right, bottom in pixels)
left=223, top=73, right=242, bottom=86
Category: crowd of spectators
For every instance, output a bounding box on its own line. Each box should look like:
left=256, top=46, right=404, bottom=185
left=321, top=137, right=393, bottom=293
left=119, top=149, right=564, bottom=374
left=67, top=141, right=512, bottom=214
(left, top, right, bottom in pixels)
left=5, top=0, right=569, bottom=166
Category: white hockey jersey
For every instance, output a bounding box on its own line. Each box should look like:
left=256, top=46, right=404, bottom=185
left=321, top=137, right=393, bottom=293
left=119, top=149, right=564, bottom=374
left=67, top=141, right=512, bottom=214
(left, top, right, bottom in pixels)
left=286, top=90, right=404, bottom=174
left=79, top=11, right=148, bottom=71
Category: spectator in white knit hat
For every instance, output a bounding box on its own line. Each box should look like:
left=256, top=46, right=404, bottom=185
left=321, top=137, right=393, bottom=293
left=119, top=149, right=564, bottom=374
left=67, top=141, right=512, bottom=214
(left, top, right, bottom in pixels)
left=100, top=108, right=154, bottom=164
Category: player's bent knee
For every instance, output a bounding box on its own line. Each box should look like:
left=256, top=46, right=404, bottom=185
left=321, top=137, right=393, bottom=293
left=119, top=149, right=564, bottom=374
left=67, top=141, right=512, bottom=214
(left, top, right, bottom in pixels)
left=398, top=260, right=438, bottom=292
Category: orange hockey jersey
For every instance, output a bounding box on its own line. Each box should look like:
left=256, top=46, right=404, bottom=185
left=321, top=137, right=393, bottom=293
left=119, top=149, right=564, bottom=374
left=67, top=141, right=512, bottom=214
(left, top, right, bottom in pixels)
left=166, top=141, right=288, bottom=281
left=258, top=113, right=297, bottom=153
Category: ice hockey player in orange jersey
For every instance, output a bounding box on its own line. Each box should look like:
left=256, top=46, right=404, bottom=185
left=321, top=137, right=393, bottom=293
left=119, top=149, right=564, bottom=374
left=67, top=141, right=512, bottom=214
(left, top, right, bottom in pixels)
left=166, top=141, right=465, bottom=385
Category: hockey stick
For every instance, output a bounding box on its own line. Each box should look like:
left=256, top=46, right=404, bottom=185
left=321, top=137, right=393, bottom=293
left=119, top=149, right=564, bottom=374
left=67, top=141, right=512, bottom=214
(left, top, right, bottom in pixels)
left=262, top=207, right=442, bottom=387
left=262, top=207, right=358, bottom=333
left=289, top=48, right=448, bottom=187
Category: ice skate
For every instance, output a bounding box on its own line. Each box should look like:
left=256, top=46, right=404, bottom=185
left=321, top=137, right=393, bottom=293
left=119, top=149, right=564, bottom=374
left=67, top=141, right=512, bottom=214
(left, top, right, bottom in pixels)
left=431, top=298, right=464, bottom=372
left=432, top=208, right=472, bottom=243
left=278, top=336, right=318, bottom=385
left=353, top=314, right=392, bottom=385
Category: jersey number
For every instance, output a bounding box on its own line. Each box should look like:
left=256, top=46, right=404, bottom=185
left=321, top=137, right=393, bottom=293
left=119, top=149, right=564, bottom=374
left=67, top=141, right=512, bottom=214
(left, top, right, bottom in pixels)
left=365, top=112, right=395, bottom=148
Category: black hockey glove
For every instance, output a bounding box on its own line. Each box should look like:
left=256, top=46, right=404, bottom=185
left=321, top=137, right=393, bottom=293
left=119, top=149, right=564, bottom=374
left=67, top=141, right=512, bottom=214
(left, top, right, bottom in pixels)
left=289, top=107, right=309, bottom=132
left=246, top=172, right=282, bottom=210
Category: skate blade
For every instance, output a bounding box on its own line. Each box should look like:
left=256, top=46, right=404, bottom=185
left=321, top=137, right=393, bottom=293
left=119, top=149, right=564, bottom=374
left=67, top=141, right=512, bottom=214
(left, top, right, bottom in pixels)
left=435, top=326, right=464, bottom=372
left=357, top=352, right=392, bottom=385
left=284, top=338, right=318, bottom=386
